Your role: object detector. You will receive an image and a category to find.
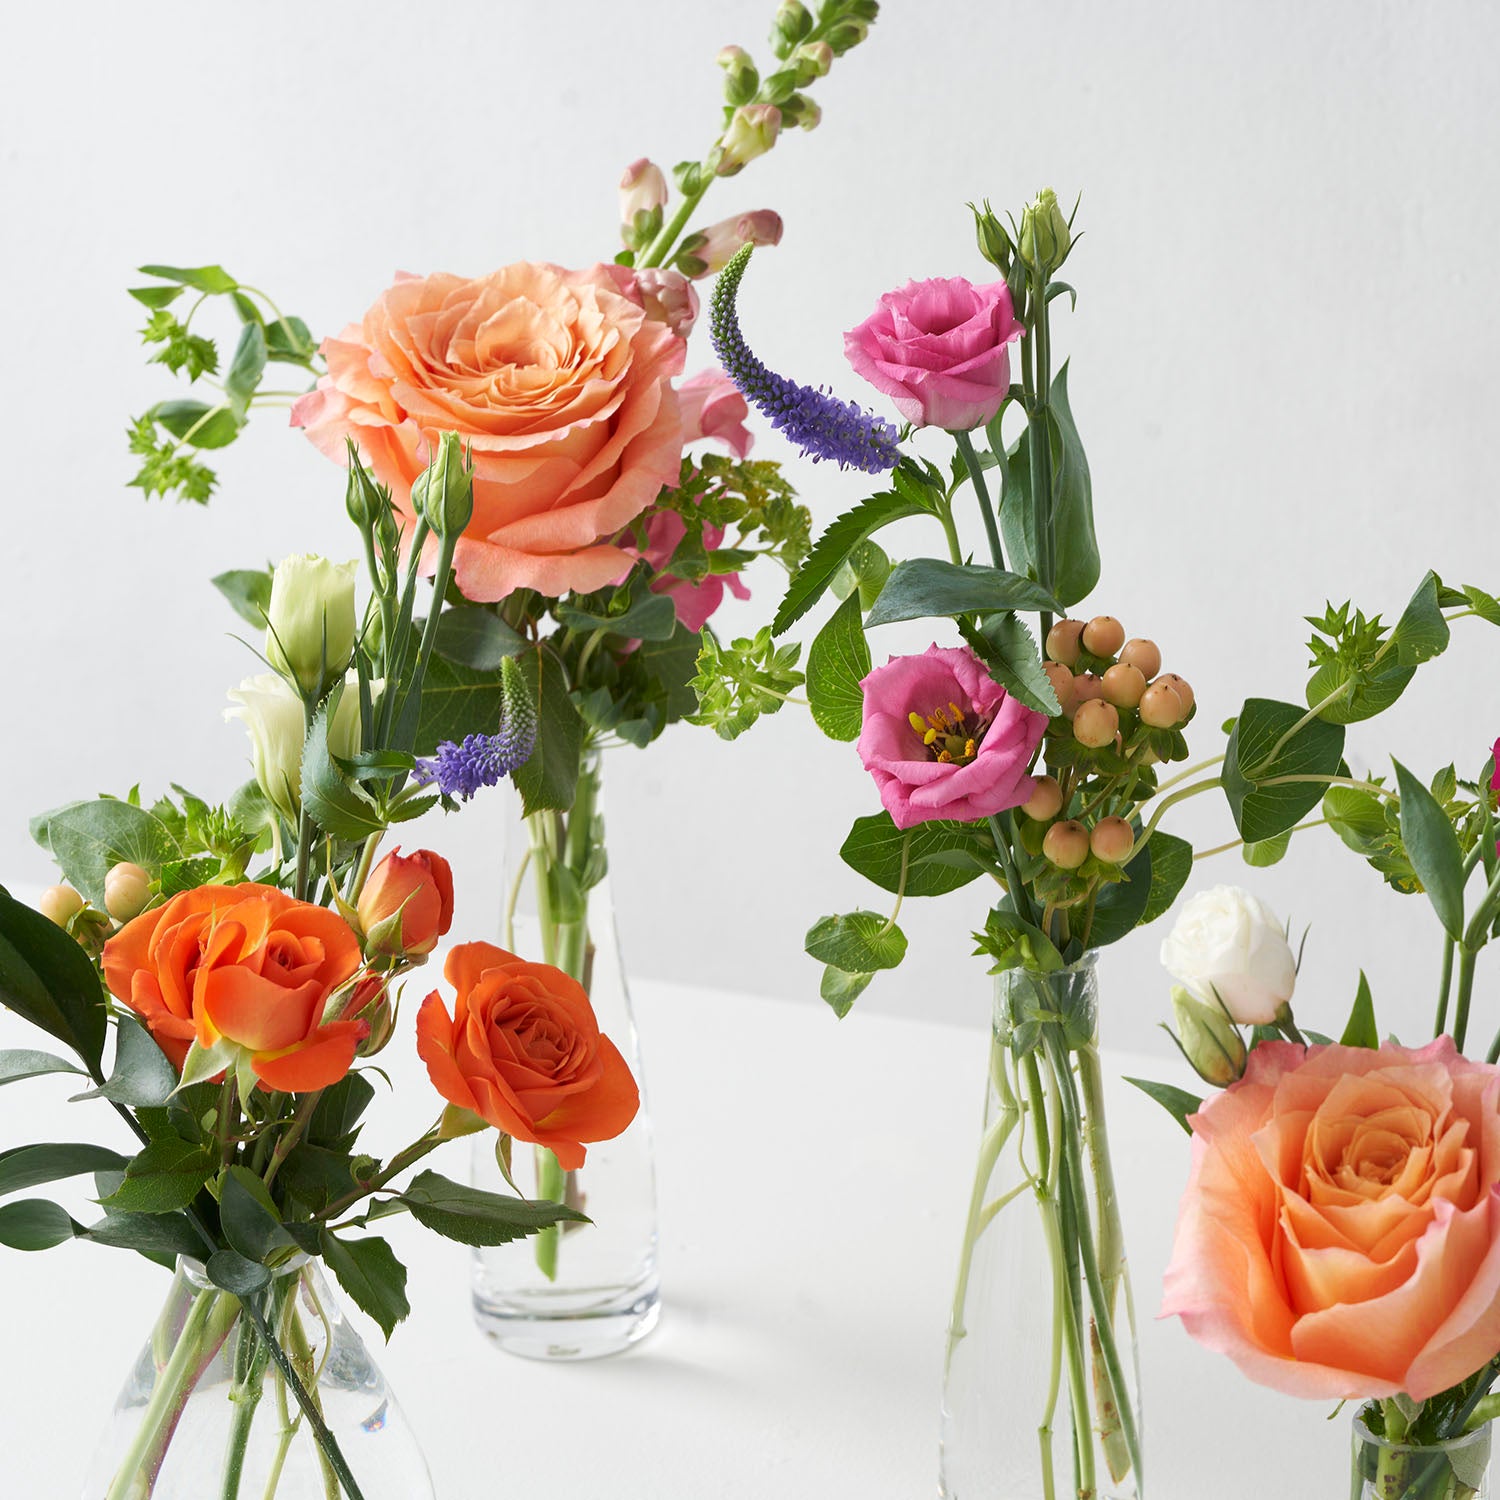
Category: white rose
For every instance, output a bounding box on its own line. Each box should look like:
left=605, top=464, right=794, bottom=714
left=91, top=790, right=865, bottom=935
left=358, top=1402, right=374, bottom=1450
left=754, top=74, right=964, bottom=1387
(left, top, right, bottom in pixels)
left=1159, top=885, right=1296, bottom=1027
left=264, top=554, right=357, bottom=695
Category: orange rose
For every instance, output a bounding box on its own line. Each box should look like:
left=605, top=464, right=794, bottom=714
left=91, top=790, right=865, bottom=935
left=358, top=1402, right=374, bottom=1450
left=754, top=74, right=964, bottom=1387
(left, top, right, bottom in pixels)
left=1163, top=1037, right=1500, bottom=1401
left=415, top=941, right=638, bottom=1170
left=356, top=847, right=454, bottom=961
left=101, top=884, right=366, bottom=1093
left=292, top=263, right=687, bottom=601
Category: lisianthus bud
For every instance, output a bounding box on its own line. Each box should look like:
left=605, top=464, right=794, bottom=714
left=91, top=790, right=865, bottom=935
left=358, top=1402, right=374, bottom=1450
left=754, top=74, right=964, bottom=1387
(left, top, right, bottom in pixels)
left=1160, top=885, right=1297, bottom=1027
left=717, top=105, right=781, bottom=176
left=411, top=431, right=474, bottom=538
left=344, top=443, right=389, bottom=532
left=792, top=40, right=833, bottom=78
left=225, top=671, right=363, bottom=826
left=677, top=209, right=784, bottom=278
left=1169, top=987, right=1247, bottom=1088
left=104, top=862, right=153, bottom=923
left=619, top=158, right=668, bottom=249
left=38, top=884, right=84, bottom=928
left=265, top=555, right=357, bottom=696
left=632, top=268, right=700, bottom=338
left=1019, top=188, right=1072, bottom=273
left=972, top=202, right=1012, bottom=272
left=358, top=847, right=455, bottom=963
left=770, top=0, right=813, bottom=56
left=717, top=45, right=759, bottom=106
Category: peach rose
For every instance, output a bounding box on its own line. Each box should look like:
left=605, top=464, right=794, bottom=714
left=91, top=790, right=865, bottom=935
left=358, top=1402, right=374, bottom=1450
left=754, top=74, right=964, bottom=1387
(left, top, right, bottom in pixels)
left=292, top=263, right=687, bottom=600
left=415, top=941, right=638, bottom=1170
left=1163, top=1037, right=1500, bottom=1401
left=101, top=884, right=367, bottom=1093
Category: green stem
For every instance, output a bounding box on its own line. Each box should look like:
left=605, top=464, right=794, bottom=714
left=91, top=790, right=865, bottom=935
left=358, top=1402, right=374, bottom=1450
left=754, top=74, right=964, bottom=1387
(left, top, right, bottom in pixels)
left=936, top=498, right=964, bottom=566
left=1259, top=773, right=1396, bottom=799
left=639, top=185, right=709, bottom=269
left=534, top=1147, right=565, bottom=1282
left=1453, top=946, right=1479, bottom=1052
left=1124, top=776, right=1224, bottom=865
left=1436, top=936, right=1456, bottom=1039
left=1248, top=679, right=1354, bottom=776
left=953, top=428, right=1004, bottom=570
left=218, top=1310, right=274, bottom=1500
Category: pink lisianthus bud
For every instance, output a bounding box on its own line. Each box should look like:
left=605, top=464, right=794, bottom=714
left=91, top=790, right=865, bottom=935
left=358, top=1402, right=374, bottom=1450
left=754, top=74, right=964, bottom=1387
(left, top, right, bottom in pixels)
left=856, top=645, right=1048, bottom=829
left=677, top=209, right=784, bottom=279
left=844, top=276, right=1024, bottom=432
left=631, top=268, right=700, bottom=339
left=679, top=369, right=753, bottom=459
left=358, top=848, right=455, bottom=962
left=1490, top=736, right=1500, bottom=792
left=717, top=105, right=781, bottom=176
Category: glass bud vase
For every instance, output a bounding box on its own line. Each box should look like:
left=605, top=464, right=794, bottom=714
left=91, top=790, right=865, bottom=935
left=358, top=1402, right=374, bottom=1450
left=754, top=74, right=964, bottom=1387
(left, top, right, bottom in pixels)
left=84, top=1255, right=433, bottom=1500
left=471, top=743, right=660, bottom=1360
left=1352, top=1409, right=1492, bottom=1500
left=939, top=953, right=1143, bottom=1500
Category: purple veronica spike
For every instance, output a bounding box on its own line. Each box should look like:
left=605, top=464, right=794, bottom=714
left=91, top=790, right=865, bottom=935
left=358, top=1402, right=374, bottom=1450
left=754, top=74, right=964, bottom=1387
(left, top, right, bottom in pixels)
left=413, top=656, right=537, bottom=801
left=710, top=245, right=900, bottom=474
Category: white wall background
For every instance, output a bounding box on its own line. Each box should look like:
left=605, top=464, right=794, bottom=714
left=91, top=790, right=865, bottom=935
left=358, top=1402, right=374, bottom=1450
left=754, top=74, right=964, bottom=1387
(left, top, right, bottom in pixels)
left=2, top=0, right=1498, bottom=1057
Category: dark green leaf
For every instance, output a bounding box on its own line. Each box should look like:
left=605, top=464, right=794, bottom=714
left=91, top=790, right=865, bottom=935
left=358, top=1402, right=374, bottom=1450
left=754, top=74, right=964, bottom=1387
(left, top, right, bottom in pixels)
left=83, top=1210, right=205, bottom=1260
left=1341, top=971, right=1379, bottom=1049
left=319, top=1230, right=410, bottom=1340
left=819, top=966, right=873, bottom=1018
left=73, top=1016, right=177, bottom=1107
left=555, top=590, right=678, bottom=643
left=1223, top=698, right=1345, bottom=843
left=804, top=911, right=907, bottom=972
left=865, top=558, right=1061, bottom=628
left=512, top=647, right=583, bottom=817
left=211, top=568, right=274, bottom=628
left=0, top=1199, right=80, bottom=1250
left=974, top=612, right=1061, bottom=716
left=1087, top=840, right=1154, bottom=948
left=1390, top=570, right=1450, bottom=668
left=0, top=886, right=108, bottom=1072
left=302, top=685, right=386, bottom=842
left=308, top=1073, right=376, bottom=1150
left=206, top=1247, right=271, bottom=1298
left=220, top=1166, right=296, bottom=1265
left=0, top=1142, right=128, bottom=1197
left=1394, top=760, right=1465, bottom=940
left=1138, top=833, right=1193, bottom=927
left=773, top=489, right=930, bottom=634
left=414, top=654, right=507, bottom=755
left=0, top=1049, right=85, bottom=1086
left=1045, top=363, right=1100, bottom=608
left=264, top=315, right=316, bottom=366
left=838, top=814, right=987, bottom=897
left=224, top=323, right=267, bottom=416
left=276, top=1145, right=360, bottom=1213
left=806, top=594, right=871, bottom=741
left=39, top=800, right=182, bottom=910
left=397, top=1170, right=588, bottom=1247
left=1123, top=1077, right=1201, bottom=1135
left=431, top=606, right=525, bottom=671
left=138, top=263, right=239, bottom=293
left=151, top=399, right=242, bottom=450
left=1462, top=585, right=1500, bottom=627
left=100, top=1138, right=216, bottom=1215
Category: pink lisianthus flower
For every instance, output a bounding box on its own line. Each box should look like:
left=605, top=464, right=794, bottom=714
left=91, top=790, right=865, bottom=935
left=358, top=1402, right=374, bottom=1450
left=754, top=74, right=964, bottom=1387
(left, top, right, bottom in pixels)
left=844, top=277, right=1023, bottom=432
left=856, top=645, right=1047, bottom=829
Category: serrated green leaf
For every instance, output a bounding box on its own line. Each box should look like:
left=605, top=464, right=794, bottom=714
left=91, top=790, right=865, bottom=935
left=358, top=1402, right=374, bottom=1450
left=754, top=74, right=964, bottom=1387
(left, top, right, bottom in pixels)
left=975, top=612, right=1060, bottom=716
left=806, top=593, right=870, bottom=741
left=805, top=911, right=907, bottom=972
left=865, top=558, right=1061, bottom=628
left=396, top=1170, right=587, bottom=1247
left=100, top=1138, right=216, bottom=1215
left=1341, top=971, right=1379, bottom=1049
left=838, top=813, right=987, bottom=897
left=1393, top=760, right=1465, bottom=940
left=302, top=685, right=385, bottom=841
left=319, top=1230, right=410, bottom=1341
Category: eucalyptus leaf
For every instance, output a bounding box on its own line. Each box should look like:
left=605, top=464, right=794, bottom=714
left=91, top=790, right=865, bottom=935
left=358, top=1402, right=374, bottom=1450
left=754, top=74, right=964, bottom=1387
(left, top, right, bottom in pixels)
left=206, top=1247, right=271, bottom=1299
left=0, top=1199, right=80, bottom=1251
left=72, top=1015, right=177, bottom=1107
left=220, top=1166, right=296, bottom=1265
left=84, top=1210, right=205, bottom=1260
left=0, top=1142, right=128, bottom=1197
left=0, top=1049, right=85, bottom=1086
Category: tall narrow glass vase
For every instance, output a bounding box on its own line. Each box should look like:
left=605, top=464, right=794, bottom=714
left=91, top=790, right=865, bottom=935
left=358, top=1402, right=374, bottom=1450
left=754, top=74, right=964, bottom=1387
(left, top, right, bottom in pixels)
left=84, top=1255, right=433, bottom=1499
left=471, top=744, right=660, bottom=1360
left=939, top=953, right=1143, bottom=1500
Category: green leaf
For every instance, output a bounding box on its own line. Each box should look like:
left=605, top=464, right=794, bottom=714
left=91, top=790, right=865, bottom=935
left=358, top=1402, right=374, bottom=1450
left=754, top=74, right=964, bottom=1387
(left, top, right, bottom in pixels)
left=264, top=315, right=316, bottom=366
left=223, top=322, right=267, bottom=416
left=0, top=1049, right=85, bottom=1086
left=838, top=814, right=987, bottom=898
left=100, top=1138, right=216, bottom=1215
left=0, top=886, right=108, bottom=1073
left=1462, top=585, right=1500, bottom=627
left=773, top=489, right=930, bottom=634
left=73, top=1016, right=177, bottom=1107
left=1341, top=971, right=1379, bottom=1049
left=82, top=1210, right=204, bottom=1261
left=220, top=1166, right=297, bottom=1265
left=0, top=1199, right=80, bottom=1250
left=555, top=588, right=679, bottom=643
left=1324, top=784, right=1388, bottom=855
left=40, top=800, right=182, bottom=912
left=205, top=1247, right=271, bottom=1298
left=138, top=263, right=239, bottom=294
left=1393, top=760, right=1465, bottom=941
left=308, top=1073, right=376, bottom=1150
left=129, top=284, right=186, bottom=310
left=512, top=647, right=583, bottom=817
left=414, top=654, right=508, bottom=755
left=301, top=685, right=386, bottom=842
left=276, top=1146, right=360, bottom=1213
left=1389, top=570, right=1451, bottom=668
left=320, top=1230, right=410, bottom=1340
left=431, top=606, right=525, bottom=671
left=396, top=1169, right=588, bottom=1247
left=211, top=568, right=274, bottom=628
left=0, top=1143, right=128, bottom=1197
left=974, top=908, right=1064, bottom=974
left=1045, top=363, right=1100, bottom=608
left=1244, top=831, right=1292, bottom=867
left=151, top=398, right=241, bottom=450
left=974, top=612, right=1061, bottom=716
left=1122, top=1077, right=1201, bottom=1135
left=819, top=966, right=873, bottom=1018
left=864, top=558, right=1061, bottom=628
left=1223, top=698, right=1345, bottom=844
left=1138, top=833, right=1193, bottom=927
left=806, top=594, right=871, bottom=742
left=1087, top=840, right=1154, bottom=948
left=804, top=911, right=908, bottom=972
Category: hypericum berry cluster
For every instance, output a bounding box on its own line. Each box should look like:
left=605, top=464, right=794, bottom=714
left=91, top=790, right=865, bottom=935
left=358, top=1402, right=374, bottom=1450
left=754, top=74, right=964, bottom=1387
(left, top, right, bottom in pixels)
left=1042, top=615, right=1195, bottom=750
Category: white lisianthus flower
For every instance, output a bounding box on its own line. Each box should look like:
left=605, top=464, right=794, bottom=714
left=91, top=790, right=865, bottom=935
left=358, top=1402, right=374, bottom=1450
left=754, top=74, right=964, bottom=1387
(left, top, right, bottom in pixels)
left=264, top=554, right=357, bottom=695
left=1159, top=885, right=1297, bottom=1027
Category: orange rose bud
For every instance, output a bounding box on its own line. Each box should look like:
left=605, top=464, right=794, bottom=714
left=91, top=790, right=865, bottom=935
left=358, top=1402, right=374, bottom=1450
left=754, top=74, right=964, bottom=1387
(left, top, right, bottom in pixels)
left=38, top=884, right=84, bottom=928
left=1044, top=661, right=1078, bottom=718
left=416, top=942, right=639, bottom=1171
left=1022, top=776, right=1064, bottom=822
left=1140, top=680, right=1186, bottom=729
left=1045, top=618, right=1086, bottom=667
left=1073, top=699, right=1120, bottom=749
left=1118, top=637, right=1162, bottom=679
left=1101, top=663, right=1147, bottom=710
left=1156, top=672, right=1196, bottom=714
left=1090, top=816, right=1135, bottom=864
left=1082, top=615, right=1126, bottom=657
left=104, top=862, right=153, bottom=923
left=358, top=848, right=455, bottom=961
left=1043, top=820, right=1090, bottom=870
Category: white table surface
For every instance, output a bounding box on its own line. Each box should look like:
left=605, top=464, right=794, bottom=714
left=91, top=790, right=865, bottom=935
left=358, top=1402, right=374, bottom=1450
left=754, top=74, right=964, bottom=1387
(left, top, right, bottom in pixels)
left=0, top=953, right=1348, bottom=1498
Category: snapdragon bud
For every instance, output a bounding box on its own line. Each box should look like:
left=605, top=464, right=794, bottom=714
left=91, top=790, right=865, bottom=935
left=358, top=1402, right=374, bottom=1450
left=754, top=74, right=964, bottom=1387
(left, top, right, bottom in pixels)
left=677, top=209, right=784, bottom=278
left=1019, top=188, right=1072, bottom=273
left=770, top=0, right=813, bottom=57
left=411, top=431, right=474, bottom=538
left=265, top=554, right=357, bottom=696
left=1170, top=986, right=1247, bottom=1088
left=717, top=105, right=782, bottom=176
left=792, top=40, right=833, bottom=79
left=717, top=45, right=759, bottom=107
left=826, top=17, right=870, bottom=54
left=619, top=158, right=668, bottom=249
left=104, top=862, right=153, bottom=923
left=780, top=93, right=822, bottom=130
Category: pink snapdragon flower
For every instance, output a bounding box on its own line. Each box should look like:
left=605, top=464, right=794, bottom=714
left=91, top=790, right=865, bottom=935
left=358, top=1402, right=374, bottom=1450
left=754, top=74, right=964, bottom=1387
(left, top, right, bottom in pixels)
left=844, top=277, right=1023, bottom=431
left=857, top=645, right=1047, bottom=829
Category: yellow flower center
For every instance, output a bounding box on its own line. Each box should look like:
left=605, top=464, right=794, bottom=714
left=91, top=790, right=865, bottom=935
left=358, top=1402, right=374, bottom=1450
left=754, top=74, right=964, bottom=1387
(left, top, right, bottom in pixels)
left=907, top=701, right=985, bottom=766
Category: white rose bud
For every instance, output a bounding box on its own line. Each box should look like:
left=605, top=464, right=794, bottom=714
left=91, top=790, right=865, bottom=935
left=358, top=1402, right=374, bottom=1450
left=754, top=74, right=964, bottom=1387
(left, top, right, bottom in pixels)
left=1169, top=987, right=1247, bottom=1088
left=1160, top=885, right=1297, bottom=1027
left=265, top=554, right=357, bottom=696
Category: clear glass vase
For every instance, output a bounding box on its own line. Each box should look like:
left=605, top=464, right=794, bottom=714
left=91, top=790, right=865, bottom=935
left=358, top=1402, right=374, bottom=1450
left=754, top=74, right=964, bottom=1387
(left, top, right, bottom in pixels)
left=470, top=744, right=660, bottom=1360
left=939, top=952, right=1143, bottom=1500
left=84, top=1255, right=433, bottom=1500
left=1352, top=1410, right=1492, bottom=1500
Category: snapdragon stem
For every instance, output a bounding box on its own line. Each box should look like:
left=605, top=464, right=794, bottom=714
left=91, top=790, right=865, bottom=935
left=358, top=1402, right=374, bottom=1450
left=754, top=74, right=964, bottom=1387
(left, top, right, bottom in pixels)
left=639, top=186, right=709, bottom=270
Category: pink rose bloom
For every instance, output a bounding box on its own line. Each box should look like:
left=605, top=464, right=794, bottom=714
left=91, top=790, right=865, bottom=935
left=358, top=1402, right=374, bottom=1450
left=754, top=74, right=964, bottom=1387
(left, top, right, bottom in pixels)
left=1162, top=1036, right=1500, bottom=1402
left=291, top=263, right=685, bottom=601
left=679, top=369, right=752, bottom=459
left=844, top=277, right=1023, bottom=431
left=857, top=645, right=1047, bottom=829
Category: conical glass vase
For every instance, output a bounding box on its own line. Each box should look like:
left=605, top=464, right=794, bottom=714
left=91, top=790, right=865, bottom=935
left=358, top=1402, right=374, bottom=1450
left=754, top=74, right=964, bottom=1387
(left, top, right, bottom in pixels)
left=939, top=953, right=1143, bottom=1500
left=471, top=744, right=660, bottom=1360
left=84, top=1255, right=433, bottom=1500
